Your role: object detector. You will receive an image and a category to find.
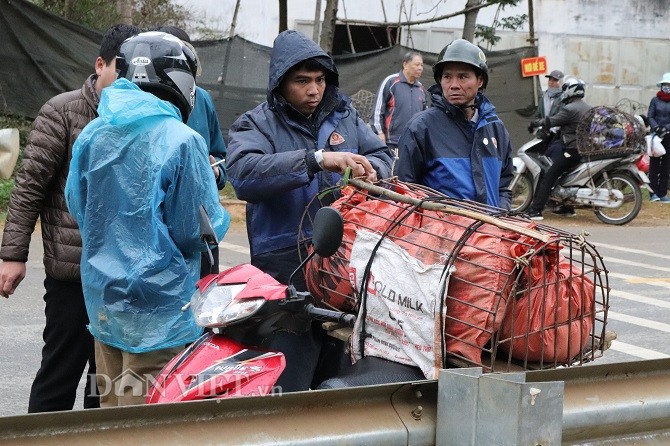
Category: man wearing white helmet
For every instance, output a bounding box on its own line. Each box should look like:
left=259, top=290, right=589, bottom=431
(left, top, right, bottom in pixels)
left=396, top=39, right=514, bottom=209
left=527, top=76, right=592, bottom=220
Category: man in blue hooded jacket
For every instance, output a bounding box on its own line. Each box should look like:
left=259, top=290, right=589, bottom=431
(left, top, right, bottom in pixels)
left=226, top=30, right=392, bottom=392
left=65, top=32, right=229, bottom=407
left=396, top=39, right=513, bottom=210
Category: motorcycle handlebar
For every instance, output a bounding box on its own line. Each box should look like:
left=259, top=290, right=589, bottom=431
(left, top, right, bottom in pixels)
left=305, top=303, right=356, bottom=327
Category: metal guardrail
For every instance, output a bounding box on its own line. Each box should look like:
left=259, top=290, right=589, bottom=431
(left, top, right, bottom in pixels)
left=527, top=358, right=670, bottom=445
left=2, top=359, right=670, bottom=445
left=0, top=380, right=437, bottom=446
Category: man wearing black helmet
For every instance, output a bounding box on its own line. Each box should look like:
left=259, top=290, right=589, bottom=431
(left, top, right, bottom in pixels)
left=0, top=23, right=140, bottom=413
left=65, top=31, right=230, bottom=407
left=396, top=39, right=513, bottom=209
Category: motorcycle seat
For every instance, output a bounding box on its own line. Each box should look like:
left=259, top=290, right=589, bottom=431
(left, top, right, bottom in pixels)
left=316, top=356, right=425, bottom=389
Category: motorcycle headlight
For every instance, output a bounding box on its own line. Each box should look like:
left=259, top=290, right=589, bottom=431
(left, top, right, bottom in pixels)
left=190, top=282, right=266, bottom=328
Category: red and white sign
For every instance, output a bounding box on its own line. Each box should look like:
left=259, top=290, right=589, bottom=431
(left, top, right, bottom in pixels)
left=521, top=56, right=547, bottom=77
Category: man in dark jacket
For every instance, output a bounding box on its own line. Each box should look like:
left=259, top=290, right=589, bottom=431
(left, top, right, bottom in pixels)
left=227, top=30, right=392, bottom=392
left=527, top=77, right=592, bottom=220
left=396, top=39, right=514, bottom=209
left=0, top=24, right=140, bottom=412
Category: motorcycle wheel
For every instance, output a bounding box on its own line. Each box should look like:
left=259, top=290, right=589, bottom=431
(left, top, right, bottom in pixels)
left=510, top=171, right=533, bottom=213
left=594, top=172, right=642, bottom=225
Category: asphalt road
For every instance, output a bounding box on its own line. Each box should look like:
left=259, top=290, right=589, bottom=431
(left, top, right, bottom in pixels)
left=1, top=219, right=669, bottom=417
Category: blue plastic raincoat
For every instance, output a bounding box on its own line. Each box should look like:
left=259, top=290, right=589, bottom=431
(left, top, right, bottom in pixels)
left=65, top=78, right=230, bottom=353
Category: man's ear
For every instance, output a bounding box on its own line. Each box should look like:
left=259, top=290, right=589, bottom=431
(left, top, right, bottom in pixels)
left=94, top=57, right=105, bottom=76
left=477, top=74, right=485, bottom=90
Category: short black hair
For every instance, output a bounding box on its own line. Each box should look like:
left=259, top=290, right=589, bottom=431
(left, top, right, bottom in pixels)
left=284, top=57, right=338, bottom=87
left=99, top=23, right=142, bottom=64
left=289, top=58, right=326, bottom=74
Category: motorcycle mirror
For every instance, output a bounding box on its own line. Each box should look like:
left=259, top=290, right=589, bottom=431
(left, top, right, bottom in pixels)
left=199, top=205, right=218, bottom=246
left=0, top=128, right=20, bottom=180
left=285, top=206, right=343, bottom=299
left=199, top=206, right=218, bottom=272
left=311, top=207, right=344, bottom=257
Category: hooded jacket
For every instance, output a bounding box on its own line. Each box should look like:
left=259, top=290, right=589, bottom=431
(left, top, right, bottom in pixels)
left=396, top=84, right=513, bottom=209
left=65, top=78, right=230, bottom=353
left=227, top=30, right=392, bottom=257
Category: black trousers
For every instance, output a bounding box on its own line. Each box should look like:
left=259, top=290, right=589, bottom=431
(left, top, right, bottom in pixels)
left=28, top=275, right=98, bottom=412
left=529, top=148, right=581, bottom=213
left=649, top=139, right=670, bottom=198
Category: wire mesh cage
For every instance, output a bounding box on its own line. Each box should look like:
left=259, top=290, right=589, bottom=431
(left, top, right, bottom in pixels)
left=349, top=89, right=376, bottom=124
left=300, top=178, right=610, bottom=375
left=576, top=106, right=646, bottom=159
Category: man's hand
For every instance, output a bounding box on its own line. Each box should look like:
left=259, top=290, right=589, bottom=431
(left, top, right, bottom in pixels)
left=209, top=155, right=221, bottom=181
left=377, top=132, right=386, bottom=144
left=0, top=261, right=27, bottom=298
left=322, top=152, right=378, bottom=182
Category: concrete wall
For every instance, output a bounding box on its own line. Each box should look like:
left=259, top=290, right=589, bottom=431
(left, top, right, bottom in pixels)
left=533, top=0, right=670, bottom=112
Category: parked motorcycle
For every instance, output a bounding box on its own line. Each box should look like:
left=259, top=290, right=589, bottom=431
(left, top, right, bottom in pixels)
left=510, top=128, right=650, bottom=225
left=148, top=184, right=615, bottom=403
left=146, top=207, right=424, bottom=403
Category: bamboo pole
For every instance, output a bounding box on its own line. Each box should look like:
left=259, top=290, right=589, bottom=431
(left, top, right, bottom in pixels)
left=348, top=178, right=550, bottom=242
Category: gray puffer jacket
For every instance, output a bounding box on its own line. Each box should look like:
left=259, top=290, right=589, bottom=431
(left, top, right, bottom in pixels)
left=545, top=97, right=592, bottom=151
left=0, top=75, right=99, bottom=281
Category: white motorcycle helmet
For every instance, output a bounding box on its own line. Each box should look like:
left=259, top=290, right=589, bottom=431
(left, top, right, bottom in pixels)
left=561, top=77, right=586, bottom=102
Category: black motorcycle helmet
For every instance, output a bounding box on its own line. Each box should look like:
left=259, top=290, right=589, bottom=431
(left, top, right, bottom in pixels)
left=115, top=31, right=198, bottom=123
left=433, top=39, right=489, bottom=89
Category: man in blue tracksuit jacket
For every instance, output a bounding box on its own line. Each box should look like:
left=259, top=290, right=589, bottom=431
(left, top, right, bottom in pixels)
left=369, top=51, right=427, bottom=151
left=226, top=30, right=392, bottom=392
left=396, top=39, right=513, bottom=210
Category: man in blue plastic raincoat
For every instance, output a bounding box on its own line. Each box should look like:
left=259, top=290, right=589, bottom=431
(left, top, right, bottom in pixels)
left=65, top=32, right=229, bottom=407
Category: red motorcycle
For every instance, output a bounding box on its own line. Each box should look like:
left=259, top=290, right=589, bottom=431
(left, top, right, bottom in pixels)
left=146, top=207, right=360, bottom=403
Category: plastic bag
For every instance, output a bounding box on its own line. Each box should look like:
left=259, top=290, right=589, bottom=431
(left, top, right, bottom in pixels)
left=646, top=134, right=666, bottom=157
left=349, top=230, right=450, bottom=379
left=636, top=153, right=650, bottom=173
left=499, top=243, right=595, bottom=363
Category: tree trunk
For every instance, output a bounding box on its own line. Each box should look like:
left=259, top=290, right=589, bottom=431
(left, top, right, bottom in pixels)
left=319, top=0, right=338, bottom=54
left=116, top=0, right=132, bottom=25
left=312, top=0, right=322, bottom=42
left=462, top=0, right=483, bottom=42
left=279, top=0, right=288, bottom=33
left=63, top=0, right=73, bottom=19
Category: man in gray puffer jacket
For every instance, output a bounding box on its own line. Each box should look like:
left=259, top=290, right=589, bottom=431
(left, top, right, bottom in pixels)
left=227, top=30, right=392, bottom=392
left=527, top=77, right=592, bottom=220
left=0, top=24, right=140, bottom=412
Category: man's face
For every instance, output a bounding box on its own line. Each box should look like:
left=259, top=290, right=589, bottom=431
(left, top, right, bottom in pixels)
left=547, top=77, right=560, bottom=88
left=439, top=62, right=483, bottom=107
left=403, top=55, right=424, bottom=83
left=95, top=56, right=118, bottom=94
left=279, top=68, right=326, bottom=116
